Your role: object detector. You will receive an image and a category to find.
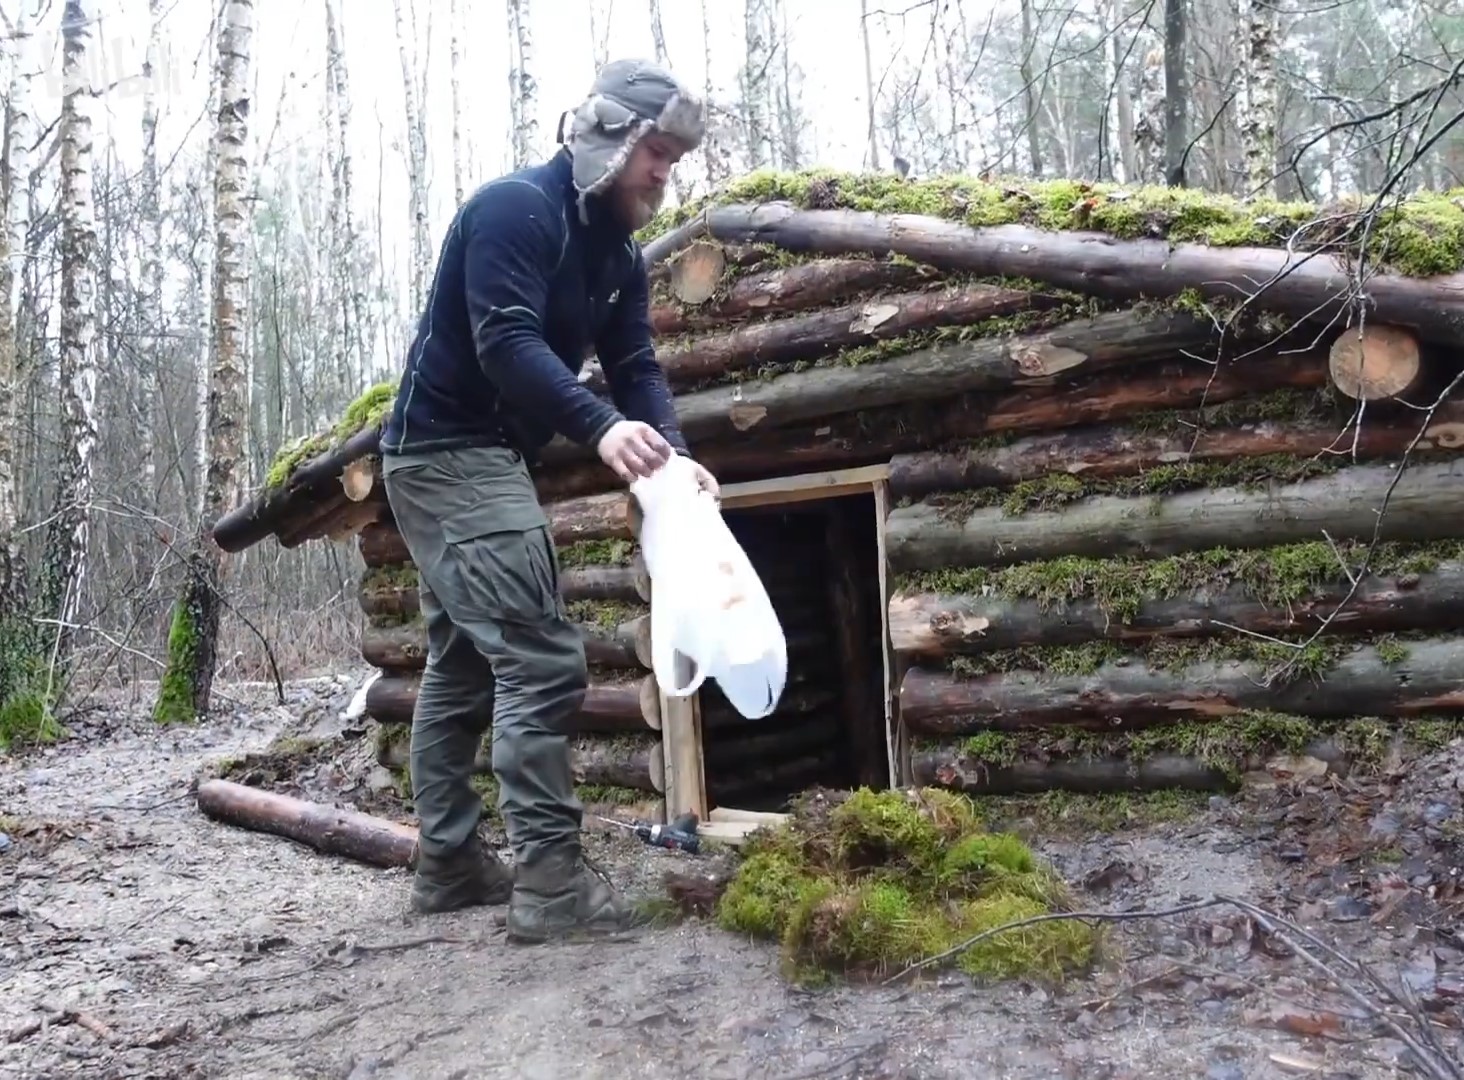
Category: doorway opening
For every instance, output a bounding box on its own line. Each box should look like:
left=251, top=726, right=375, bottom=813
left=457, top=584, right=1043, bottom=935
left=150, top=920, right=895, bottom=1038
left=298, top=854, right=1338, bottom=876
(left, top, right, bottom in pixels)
left=697, top=489, right=890, bottom=813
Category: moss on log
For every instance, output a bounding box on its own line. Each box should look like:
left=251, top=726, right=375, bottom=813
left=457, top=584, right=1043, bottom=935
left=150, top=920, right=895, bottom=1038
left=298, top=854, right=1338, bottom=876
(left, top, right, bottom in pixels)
left=887, top=399, right=1464, bottom=501
left=898, top=635, right=1464, bottom=735
left=885, top=458, right=1464, bottom=572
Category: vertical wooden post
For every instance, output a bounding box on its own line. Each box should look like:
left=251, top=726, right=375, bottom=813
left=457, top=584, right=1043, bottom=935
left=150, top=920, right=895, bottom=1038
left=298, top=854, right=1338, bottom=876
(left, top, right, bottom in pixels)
left=624, top=489, right=707, bottom=820
left=872, top=479, right=904, bottom=788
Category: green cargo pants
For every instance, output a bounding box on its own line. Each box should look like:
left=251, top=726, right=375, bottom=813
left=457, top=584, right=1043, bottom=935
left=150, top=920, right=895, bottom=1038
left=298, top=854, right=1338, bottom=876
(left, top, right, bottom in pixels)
left=380, top=445, right=587, bottom=867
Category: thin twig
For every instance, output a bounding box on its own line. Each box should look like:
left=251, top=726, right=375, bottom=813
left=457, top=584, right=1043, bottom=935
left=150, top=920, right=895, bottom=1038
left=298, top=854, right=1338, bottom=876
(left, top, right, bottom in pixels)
left=882, top=894, right=1462, bottom=1080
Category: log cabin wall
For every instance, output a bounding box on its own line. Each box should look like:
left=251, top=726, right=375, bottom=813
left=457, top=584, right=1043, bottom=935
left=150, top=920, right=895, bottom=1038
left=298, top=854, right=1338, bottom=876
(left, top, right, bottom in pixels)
left=354, top=492, right=669, bottom=823
left=214, top=172, right=1464, bottom=813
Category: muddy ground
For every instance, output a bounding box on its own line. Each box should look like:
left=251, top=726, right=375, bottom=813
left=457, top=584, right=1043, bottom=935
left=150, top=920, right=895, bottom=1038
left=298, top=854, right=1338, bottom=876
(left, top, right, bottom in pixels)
left=1, top=673, right=1461, bottom=1080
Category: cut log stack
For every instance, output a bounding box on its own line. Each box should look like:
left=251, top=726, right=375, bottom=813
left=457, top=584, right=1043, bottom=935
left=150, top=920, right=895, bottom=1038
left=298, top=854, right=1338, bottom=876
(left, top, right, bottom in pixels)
left=211, top=172, right=1464, bottom=808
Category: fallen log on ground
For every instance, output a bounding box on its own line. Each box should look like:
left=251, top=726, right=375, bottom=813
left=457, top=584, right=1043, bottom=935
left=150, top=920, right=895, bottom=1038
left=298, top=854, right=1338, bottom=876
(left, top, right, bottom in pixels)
left=364, top=671, right=661, bottom=732
left=650, top=256, right=934, bottom=334
left=530, top=347, right=1332, bottom=501
left=679, top=201, right=1464, bottom=343
left=195, top=778, right=418, bottom=869
left=886, top=458, right=1464, bottom=572
left=897, top=636, right=1464, bottom=734
left=888, top=561, right=1464, bottom=656
left=887, top=400, right=1464, bottom=500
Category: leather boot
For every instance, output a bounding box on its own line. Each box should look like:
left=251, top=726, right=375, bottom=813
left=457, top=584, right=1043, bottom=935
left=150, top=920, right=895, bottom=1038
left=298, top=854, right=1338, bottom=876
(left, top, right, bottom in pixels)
left=410, top=838, right=515, bottom=914
left=504, top=843, right=647, bottom=943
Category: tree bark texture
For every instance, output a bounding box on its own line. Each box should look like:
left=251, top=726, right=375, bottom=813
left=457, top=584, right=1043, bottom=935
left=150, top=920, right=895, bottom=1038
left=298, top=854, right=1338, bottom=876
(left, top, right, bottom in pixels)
left=680, top=202, right=1464, bottom=344
left=890, top=561, right=1464, bottom=657
left=898, top=636, right=1464, bottom=735
left=886, top=458, right=1464, bottom=573
left=196, top=778, right=419, bottom=869
left=650, top=257, right=935, bottom=335
left=531, top=349, right=1333, bottom=502
left=887, top=399, right=1464, bottom=500
left=364, top=671, right=660, bottom=733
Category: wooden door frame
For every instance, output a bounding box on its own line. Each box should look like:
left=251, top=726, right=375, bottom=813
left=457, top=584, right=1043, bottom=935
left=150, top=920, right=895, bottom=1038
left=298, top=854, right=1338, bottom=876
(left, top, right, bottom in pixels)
left=640, top=464, right=902, bottom=832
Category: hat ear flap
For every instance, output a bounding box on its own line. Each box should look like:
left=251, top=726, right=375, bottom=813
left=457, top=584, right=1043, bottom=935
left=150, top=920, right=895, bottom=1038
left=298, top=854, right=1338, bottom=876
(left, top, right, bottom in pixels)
left=591, top=95, right=638, bottom=133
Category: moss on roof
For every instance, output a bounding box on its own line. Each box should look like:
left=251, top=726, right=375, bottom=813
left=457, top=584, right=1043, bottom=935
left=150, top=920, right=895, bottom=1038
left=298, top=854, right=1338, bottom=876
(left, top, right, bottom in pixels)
left=638, top=169, right=1464, bottom=278
left=263, top=379, right=395, bottom=491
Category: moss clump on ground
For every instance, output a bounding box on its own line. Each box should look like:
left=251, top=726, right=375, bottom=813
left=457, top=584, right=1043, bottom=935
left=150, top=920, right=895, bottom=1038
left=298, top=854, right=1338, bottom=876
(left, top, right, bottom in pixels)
left=713, top=787, right=1098, bottom=986
left=0, top=616, right=63, bottom=752
left=361, top=563, right=419, bottom=591
left=638, top=169, right=1464, bottom=278
left=264, top=379, right=395, bottom=490
left=896, top=539, right=1464, bottom=624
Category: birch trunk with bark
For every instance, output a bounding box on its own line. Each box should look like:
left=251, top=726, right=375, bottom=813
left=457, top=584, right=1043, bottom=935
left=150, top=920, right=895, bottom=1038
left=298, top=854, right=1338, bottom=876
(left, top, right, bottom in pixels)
left=139, top=0, right=164, bottom=510
left=508, top=0, right=538, bottom=168
left=743, top=0, right=773, bottom=169
left=0, top=0, right=36, bottom=613
left=1236, top=0, right=1278, bottom=197
left=156, top=0, right=255, bottom=725
left=392, top=0, right=430, bottom=312
left=41, top=0, right=100, bottom=676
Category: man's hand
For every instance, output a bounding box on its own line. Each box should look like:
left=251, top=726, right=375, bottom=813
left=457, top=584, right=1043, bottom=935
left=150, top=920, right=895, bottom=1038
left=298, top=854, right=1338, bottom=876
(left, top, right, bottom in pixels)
left=597, top=419, right=673, bottom=482
left=688, top=459, right=720, bottom=500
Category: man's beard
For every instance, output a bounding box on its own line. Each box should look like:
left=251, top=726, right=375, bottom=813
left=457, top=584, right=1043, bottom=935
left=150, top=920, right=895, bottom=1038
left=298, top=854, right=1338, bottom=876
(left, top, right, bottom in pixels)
left=622, top=185, right=665, bottom=230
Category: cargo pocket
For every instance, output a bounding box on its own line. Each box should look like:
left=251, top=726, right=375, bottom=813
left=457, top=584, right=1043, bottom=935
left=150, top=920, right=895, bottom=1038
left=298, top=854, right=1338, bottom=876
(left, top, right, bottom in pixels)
left=441, top=502, right=560, bottom=624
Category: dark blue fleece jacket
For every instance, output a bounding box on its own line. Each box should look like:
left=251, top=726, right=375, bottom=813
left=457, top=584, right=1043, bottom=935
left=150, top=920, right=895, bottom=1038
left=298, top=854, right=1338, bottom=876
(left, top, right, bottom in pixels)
left=379, top=148, right=688, bottom=461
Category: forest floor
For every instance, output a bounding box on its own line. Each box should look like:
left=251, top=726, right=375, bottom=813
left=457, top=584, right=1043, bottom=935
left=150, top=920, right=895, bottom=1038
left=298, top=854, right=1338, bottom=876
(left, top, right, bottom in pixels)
left=1, top=672, right=1461, bottom=1080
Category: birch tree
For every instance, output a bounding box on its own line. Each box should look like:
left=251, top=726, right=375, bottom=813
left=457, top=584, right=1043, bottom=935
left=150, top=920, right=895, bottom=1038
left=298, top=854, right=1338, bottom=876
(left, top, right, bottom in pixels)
left=1236, top=0, right=1279, bottom=197
left=508, top=0, right=538, bottom=168
left=392, top=0, right=430, bottom=311
left=139, top=0, right=165, bottom=509
left=41, top=0, right=100, bottom=677
left=742, top=0, right=773, bottom=169
left=0, top=0, right=36, bottom=611
left=700, top=0, right=733, bottom=189
left=156, top=0, right=255, bottom=724
left=450, top=0, right=466, bottom=204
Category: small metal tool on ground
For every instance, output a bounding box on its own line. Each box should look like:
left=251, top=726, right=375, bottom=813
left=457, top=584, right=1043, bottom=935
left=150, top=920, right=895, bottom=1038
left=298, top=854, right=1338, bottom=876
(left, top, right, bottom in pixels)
left=592, top=811, right=701, bottom=854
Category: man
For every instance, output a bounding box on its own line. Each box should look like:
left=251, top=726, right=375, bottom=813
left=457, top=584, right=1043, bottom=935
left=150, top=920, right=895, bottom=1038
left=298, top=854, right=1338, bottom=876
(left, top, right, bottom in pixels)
left=377, top=58, right=717, bottom=943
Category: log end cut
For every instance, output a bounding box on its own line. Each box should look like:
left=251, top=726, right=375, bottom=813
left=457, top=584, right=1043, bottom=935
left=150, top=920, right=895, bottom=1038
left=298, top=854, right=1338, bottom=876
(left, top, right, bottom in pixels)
left=1328, top=324, right=1421, bottom=401
left=670, top=240, right=728, bottom=305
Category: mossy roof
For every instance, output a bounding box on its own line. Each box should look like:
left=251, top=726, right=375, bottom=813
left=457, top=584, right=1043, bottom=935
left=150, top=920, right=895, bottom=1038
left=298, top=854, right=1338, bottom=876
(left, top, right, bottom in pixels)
left=637, top=168, right=1464, bottom=278
left=263, top=379, right=394, bottom=491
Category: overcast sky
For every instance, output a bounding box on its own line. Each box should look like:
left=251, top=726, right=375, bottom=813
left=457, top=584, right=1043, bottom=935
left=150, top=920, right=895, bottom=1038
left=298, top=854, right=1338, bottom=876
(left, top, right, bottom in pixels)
left=25, top=1, right=896, bottom=231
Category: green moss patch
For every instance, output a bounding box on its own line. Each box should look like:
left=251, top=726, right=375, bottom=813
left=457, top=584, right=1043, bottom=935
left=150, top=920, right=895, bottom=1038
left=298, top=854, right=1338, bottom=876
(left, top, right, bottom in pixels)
left=0, top=617, right=62, bottom=752
left=559, top=538, right=636, bottom=568
left=712, top=787, right=1098, bottom=985
left=640, top=170, right=1464, bottom=278
left=941, top=451, right=1348, bottom=518
left=896, top=539, right=1464, bottom=624
left=264, top=379, right=395, bottom=490
left=565, top=599, right=645, bottom=631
